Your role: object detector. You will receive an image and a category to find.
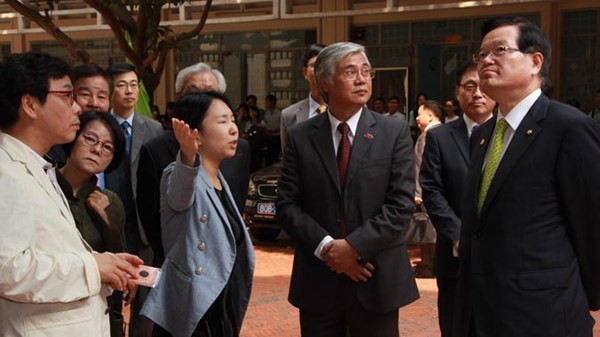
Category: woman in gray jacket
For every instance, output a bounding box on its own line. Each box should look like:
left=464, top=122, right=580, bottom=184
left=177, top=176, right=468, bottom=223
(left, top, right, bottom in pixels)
left=141, top=92, right=255, bottom=337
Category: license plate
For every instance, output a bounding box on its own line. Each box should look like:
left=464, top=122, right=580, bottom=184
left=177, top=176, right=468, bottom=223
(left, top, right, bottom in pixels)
left=257, top=202, right=276, bottom=215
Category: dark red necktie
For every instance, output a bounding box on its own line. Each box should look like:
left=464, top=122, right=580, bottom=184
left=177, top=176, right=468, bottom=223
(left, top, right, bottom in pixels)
left=337, top=122, right=352, bottom=192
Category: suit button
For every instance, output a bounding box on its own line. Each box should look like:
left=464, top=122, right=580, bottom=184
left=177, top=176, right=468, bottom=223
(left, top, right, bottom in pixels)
left=200, top=214, right=208, bottom=223
left=473, top=232, right=481, bottom=240
left=197, top=242, right=206, bottom=251
left=195, top=267, right=203, bottom=275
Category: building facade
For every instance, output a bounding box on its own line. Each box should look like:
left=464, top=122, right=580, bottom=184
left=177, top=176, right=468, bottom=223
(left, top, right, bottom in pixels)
left=0, top=0, right=598, bottom=112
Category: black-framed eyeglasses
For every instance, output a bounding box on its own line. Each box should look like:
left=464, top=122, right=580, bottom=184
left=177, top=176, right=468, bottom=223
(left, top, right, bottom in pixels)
left=342, top=68, right=375, bottom=81
left=48, top=90, right=75, bottom=106
left=472, top=45, right=522, bottom=63
left=458, top=82, right=480, bottom=93
left=81, top=132, right=115, bottom=155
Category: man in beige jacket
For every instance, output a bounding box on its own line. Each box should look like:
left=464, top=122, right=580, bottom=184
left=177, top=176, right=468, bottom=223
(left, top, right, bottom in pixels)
left=0, top=52, right=142, bottom=337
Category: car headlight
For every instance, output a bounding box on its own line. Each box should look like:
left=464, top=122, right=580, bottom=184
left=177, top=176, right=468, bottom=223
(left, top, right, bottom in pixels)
left=248, top=179, right=257, bottom=197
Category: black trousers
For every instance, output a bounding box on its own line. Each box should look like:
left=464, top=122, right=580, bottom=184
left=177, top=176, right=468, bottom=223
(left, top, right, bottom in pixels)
left=298, top=277, right=399, bottom=337
left=436, top=276, right=458, bottom=337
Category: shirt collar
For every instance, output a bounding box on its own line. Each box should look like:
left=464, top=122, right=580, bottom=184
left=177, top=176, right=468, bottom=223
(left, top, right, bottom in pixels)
left=308, top=95, right=325, bottom=119
left=498, top=88, right=541, bottom=130
left=424, top=121, right=442, bottom=132
left=111, top=110, right=135, bottom=126
left=463, top=113, right=493, bottom=138
left=328, top=108, right=362, bottom=139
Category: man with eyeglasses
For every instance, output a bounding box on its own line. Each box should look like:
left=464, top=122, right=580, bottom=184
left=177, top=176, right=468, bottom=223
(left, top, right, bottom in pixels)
left=104, top=63, right=163, bottom=337
left=0, top=52, right=143, bottom=337
left=47, top=64, right=112, bottom=169
left=455, top=17, right=600, bottom=337
left=277, top=42, right=418, bottom=337
left=419, top=60, right=495, bottom=337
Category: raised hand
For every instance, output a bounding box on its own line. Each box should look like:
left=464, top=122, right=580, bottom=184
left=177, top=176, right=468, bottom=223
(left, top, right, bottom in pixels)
left=172, top=118, right=199, bottom=166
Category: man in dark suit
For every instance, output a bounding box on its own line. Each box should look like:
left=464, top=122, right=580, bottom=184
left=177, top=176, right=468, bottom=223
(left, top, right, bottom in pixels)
left=105, top=63, right=164, bottom=337
left=456, top=17, right=600, bottom=337
left=277, top=42, right=418, bottom=337
left=280, top=43, right=326, bottom=150
left=136, top=62, right=250, bottom=267
left=420, top=60, right=495, bottom=337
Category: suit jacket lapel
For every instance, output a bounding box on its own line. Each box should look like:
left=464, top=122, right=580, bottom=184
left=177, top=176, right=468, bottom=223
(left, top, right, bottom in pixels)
left=480, top=97, right=546, bottom=214
left=310, top=114, right=340, bottom=192
left=297, top=100, right=310, bottom=123
left=200, top=168, right=235, bottom=246
left=0, top=134, right=76, bottom=227
left=450, top=118, right=469, bottom=165
left=469, top=118, right=495, bottom=220
left=131, top=113, right=145, bottom=162
left=345, top=108, right=375, bottom=189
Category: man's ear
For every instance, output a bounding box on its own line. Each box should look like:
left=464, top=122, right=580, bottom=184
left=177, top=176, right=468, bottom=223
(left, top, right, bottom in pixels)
left=530, top=52, right=544, bottom=77
left=20, top=94, right=39, bottom=120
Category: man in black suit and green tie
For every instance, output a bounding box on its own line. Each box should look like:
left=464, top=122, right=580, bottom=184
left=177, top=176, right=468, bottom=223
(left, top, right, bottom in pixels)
left=456, top=17, right=600, bottom=337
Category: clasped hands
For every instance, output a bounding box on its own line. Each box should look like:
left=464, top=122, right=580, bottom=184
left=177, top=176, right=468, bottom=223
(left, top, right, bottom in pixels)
left=321, top=239, right=374, bottom=282
left=93, top=252, right=144, bottom=305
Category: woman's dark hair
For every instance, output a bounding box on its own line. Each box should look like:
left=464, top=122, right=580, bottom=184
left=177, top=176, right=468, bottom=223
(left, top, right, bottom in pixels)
left=64, top=110, right=125, bottom=173
left=173, top=91, right=233, bottom=131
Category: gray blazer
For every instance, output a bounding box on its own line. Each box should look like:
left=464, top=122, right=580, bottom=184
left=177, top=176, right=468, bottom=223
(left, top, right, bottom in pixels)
left=141, top=153, right=255, bottom=337
left=280, top=97, right=310, bottom=149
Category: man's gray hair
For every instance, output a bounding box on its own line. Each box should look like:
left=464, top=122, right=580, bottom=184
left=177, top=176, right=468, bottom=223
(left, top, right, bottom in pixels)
left=314, top=42, right=369, bottom=103
left=175, top=62, right=227, bottom=94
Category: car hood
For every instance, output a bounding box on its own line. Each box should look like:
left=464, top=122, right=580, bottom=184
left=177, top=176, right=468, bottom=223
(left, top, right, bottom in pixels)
left=251, top=162, right=281, bottom=183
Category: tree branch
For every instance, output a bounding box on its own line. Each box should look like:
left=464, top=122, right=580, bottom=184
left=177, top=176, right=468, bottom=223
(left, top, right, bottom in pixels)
left=6, top=0, right=91, bottom=62
left=172, top=0, right=213, bottom=42
left=83, top=0, right=140, bottom=65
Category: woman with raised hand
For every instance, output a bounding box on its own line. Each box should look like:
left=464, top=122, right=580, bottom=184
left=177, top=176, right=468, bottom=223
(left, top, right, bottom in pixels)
left=142, top=92, right=255, bottom=337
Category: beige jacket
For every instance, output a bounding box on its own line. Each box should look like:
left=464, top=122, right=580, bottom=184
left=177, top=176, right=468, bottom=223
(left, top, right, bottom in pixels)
left=0, top=133, right=110, bottom=337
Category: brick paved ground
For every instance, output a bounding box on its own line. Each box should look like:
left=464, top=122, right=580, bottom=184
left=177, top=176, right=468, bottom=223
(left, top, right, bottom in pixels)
left=241, top=241, right=600, bottom=337
left=126, top=240, right=600, bottom=336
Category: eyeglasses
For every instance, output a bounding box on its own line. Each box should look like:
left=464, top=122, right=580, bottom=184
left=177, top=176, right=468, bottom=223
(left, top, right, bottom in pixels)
left=114, top=81, right=139, bottom=91
left=48, top=90, right=75, bottom=106
left=81, top=132, right=115, bottom=155
left=472, top=45, right=522, bottom=63
left=458, top=82, right=481, bottom=93
left=342, top=68, right=375, bottom=81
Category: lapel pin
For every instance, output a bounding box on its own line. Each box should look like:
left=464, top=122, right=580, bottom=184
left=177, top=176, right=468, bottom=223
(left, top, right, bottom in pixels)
left=526, top=129, right=533, bottom=136
left=363, top=133, right=373, bottom=140
left=480, top=138, right=486, bottom=145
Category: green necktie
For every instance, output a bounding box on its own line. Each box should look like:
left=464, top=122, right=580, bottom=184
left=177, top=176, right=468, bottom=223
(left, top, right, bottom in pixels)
left=478, top=118, right=509, bottom=212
